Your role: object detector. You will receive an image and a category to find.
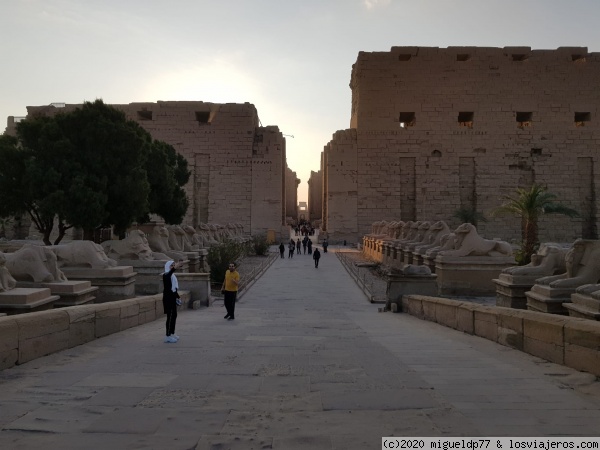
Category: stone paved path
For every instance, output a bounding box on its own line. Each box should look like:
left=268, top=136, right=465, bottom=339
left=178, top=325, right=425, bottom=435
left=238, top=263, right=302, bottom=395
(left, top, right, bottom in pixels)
left=1, top=247, right=599, bottom=449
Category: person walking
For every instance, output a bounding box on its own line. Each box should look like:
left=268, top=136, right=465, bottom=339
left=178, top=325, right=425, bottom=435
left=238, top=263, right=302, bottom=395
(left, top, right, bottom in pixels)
left=313, top=247, right=321, bottom=268
left=302, top=236, right=308, bottom=254
left=221, top=262, right=239, bottom=320
left=288, top=241, right=295, bottom=258
left=322, top=239, right=328, bottom=253
left=279, top=242, right=285, bottom=258
left=162, top=260, right=181, bottom=343
left=307, top=239, right=313, bottom=255
left=296, top=238, right=301, bottom=255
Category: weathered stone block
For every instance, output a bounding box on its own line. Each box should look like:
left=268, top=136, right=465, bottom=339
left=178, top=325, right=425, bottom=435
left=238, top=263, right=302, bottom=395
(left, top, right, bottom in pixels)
left=65, top=305, right=97, bottom=348
left=119, top=299, right=140, bottom=331
left=95, top=304, right=121, bottom=338
left=406, top=296, right=424, bottom=318
left=523, top=313, right=567, bottom=345
left=456, top=305, right=475, bottom=334
left=496, top=308, right=525, bottom=350
left=18, top=330, right=70, bottom=364
left=16, top=310, right=69, bottom=340
left=422, top=298, right=436, bottom=321
left=474, top=307, right=498, bottom=341
left=435, top=300, right=459, bottom=329
left=564, top=319, right=600, bottom=350
left=0, top=318, right=18, bottom=369
left=523, top=336, right=564, bottom=365
left=564, top=343, right=600, bottom=376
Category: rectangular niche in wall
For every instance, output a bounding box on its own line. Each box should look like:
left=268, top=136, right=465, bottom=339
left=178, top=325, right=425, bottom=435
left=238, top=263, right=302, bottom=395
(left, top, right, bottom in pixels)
left=137, top=110, right=153, bottom=121
left=195, top=111, right=211, bottom=124
left=516, top=112, right=532, bottom=129
left=399, top=112, right=416, bottom=128
left=458, top=112, right=474, bottom=128
left=575, top=112, right=591, bottom=127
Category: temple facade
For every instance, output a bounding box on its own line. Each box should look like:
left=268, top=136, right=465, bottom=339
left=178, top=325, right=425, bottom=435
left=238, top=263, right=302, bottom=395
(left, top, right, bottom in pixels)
left=322, top=46, right=600, bottom=243
left=7, top=101, right=289, bottom=238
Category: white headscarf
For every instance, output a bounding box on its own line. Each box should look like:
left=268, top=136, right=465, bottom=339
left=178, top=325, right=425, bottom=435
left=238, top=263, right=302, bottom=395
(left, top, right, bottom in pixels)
left=164, top=260, right=179, bottom=292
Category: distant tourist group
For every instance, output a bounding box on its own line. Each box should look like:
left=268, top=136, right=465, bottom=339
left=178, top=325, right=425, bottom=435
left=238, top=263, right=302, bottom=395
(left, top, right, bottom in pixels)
left=278, top=236, right=326, bottom=269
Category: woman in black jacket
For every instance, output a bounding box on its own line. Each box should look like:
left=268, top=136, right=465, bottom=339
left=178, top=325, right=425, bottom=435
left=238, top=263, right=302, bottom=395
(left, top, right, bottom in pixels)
left=162, top=260, right=181, bottom=343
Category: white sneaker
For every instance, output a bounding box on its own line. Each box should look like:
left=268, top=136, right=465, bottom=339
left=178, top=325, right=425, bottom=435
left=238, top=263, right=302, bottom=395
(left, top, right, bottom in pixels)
left=164, top=336, right=177, bottom=343
left=172, top=335, right=180, bottom=341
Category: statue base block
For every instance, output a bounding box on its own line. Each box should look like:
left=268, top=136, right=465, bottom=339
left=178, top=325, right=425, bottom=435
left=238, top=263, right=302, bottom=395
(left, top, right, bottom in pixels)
left=413, top=253, right=425, bottom=267
left=401, top=250, right=415, bottom=266
left=385, top=272, right=438, bottom=312
left=0, top=288, right=60, bottom=315
left=115, top=260, right=186, bottom=296
left=176, top=273, right=211, bottom=308
left=16, top=280, right=98, bottom=307
left=564, top=293, right=600, bottom=320
left=61, top=266, right=136, bottom=303
left=435, top=256, right=515, bottom=296
left=525, top=284, right=573, bottom=315
left=493, top=273, right=541, bottom=309
left=423, top=254, right=440, bottom=273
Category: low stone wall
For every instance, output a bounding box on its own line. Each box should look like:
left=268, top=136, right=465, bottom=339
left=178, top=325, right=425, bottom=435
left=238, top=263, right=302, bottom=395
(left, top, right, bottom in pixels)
left=401, top=295, right=600, bottom=377
left=0, top=291, right=190, bottom=371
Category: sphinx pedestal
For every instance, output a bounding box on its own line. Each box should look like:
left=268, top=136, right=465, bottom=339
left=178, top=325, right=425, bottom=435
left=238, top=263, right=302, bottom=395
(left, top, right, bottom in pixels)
left=402, top=248, right=417, bottom=266
left=493, top=273, right=540, bottom=309
left=17, top=280, right=98, bottom=307
left=181, top=252, right=200, bottom=273
left=423, top=253, right=441, bottom=273
left=176, top=272, right=212, bottom=308
left=0, top=288, right=60, bottom=315
left=386, top=271, right=438, bottom=312
left=525, top=284, right=573, bottom=315
left=563, top=292, right=600, bottom=320
left=61, top=266, right=136, bottom=303
left=117, top=260, right=188, bottom=296
left=381, top=242, right=395, bottom=266
left=412, top=250, right=427, bottom=267
left=436, top=256, right=515, bottom=296
left=197, top=249, right=209, bottom=273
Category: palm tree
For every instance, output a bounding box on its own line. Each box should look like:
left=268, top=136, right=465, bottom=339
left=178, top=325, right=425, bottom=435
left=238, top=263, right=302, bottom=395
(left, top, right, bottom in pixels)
left=492, top=184, right=579, bottom=264
left=452, top=206, right=487, bottom=227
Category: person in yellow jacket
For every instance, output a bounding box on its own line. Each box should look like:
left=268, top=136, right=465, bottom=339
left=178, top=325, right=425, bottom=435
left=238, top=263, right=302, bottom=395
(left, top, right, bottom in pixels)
left=221, top=262, right=240, bottom=320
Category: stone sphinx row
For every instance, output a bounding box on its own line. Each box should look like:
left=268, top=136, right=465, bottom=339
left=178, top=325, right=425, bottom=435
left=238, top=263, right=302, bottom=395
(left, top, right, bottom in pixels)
left=495, top=240, right=600, bottom=319
left=0, top=241, right=121, bottom=313
left=0, top=223, right=228, bottom=314
left=140, top=222, right=247, bottom=254
left=363, top=220, right=515, bottom=296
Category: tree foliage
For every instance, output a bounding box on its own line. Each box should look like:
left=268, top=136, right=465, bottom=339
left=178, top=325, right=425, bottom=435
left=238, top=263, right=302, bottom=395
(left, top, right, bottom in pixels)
left=492, top=184, right=579, bottom=264
left=0, top=100, right=190, bottom=244
left=206, top=240, right=247, bottom=284
left=142, top=139, right=190, bottom=225
left=452, top=206, right=487, bottom=227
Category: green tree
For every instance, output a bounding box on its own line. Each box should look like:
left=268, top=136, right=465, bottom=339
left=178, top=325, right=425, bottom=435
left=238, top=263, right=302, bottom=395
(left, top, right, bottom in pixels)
left=14, top=101, right=151, bottom=243
left=492, top=184, right=579, bottom=264
left=0, top=100, right=190, bottom=245
left=141, top=139, right=190, bottom=225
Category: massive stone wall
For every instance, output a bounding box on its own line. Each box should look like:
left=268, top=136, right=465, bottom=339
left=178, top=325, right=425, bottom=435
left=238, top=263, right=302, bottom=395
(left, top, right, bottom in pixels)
left=307, top=169, right=322, bottom=222
left=12, top=101, right=287, bottom=238
left=323, top=46, right=600, bottom=243
left=285, top=166, right=300, bottom=222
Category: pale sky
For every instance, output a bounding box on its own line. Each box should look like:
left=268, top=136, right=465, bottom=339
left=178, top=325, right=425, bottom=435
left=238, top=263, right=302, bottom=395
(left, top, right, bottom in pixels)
left=2, top=0, right=599, bottom=203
